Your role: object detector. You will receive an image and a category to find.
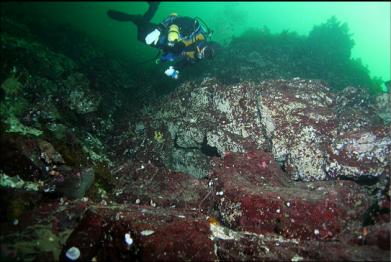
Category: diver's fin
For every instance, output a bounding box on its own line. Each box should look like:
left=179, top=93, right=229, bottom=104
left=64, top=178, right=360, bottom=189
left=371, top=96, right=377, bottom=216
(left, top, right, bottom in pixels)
left=147, top=1, right=160, bottom=8
left=107, top=9, right=139, bottom=22
left=143, top=2, right=160, bottom=21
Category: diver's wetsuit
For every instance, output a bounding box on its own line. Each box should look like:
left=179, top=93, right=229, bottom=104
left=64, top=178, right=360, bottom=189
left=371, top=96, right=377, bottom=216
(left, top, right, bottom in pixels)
left=107, top=2, right=213, bottom=71
left=107, top=2, right=162, bottom=48
left=107, top=2, right=202, bottom=54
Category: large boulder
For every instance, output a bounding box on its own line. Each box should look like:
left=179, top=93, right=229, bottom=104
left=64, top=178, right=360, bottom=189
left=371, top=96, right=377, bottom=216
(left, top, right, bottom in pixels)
left=122, top=77, right=390, bottom=181
left=209, top=150, right=371, bottom=240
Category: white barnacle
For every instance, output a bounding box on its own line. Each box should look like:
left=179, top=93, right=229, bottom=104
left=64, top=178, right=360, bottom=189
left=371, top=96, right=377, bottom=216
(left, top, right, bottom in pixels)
left=124, top=233, right=133, bottom=246
left=65, top=246, right=80, bottom=261
left=141, top=230, right=155, bottom=236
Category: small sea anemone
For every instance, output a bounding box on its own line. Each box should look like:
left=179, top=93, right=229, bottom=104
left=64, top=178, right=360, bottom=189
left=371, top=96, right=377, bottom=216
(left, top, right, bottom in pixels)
left=154, top=131, right=164, bottom=143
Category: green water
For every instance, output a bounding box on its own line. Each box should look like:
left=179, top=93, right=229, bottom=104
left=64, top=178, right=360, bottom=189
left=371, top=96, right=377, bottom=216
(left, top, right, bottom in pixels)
left=2, top=1, right=390, bottom=90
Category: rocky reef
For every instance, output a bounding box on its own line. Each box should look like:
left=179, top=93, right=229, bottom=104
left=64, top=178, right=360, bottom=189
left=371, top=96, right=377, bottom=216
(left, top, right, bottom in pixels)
left=1, top=11, right=390, bottom=262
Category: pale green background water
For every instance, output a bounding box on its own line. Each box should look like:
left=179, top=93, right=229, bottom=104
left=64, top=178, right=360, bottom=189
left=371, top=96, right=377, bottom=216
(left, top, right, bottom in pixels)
left=3, top=1, right=391, bottom=88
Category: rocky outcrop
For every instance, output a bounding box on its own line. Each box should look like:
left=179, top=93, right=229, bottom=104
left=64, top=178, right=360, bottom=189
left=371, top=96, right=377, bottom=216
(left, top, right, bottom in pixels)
left=126, top=77, right=389, bottom=182
left=210, top=150, right=370, bottom=240
left=375, top=91, right=391, bottom=124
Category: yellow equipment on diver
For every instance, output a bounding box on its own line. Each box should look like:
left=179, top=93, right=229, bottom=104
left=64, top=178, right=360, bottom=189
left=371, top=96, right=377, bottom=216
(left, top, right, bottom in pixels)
left=168, top=24, right=180, bottom=42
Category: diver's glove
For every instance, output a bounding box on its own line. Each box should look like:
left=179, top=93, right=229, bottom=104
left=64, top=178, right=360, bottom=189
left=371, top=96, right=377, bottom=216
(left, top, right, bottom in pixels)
left=164, top=66, right=179, bottom=79
left=145, top=29, right=160, bottom=45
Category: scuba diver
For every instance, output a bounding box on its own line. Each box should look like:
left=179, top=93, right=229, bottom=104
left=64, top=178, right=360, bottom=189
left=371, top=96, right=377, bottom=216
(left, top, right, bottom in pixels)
left=107, top=1, right=216, bottom=79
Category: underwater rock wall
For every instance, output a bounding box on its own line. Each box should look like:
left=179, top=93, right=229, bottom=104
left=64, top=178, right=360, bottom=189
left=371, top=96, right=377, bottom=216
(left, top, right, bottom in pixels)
left=0, top=15, right=128, bottom=204
left=126, top=77, right=390, bottom=182
left=375, top=91, right=391, bottom=124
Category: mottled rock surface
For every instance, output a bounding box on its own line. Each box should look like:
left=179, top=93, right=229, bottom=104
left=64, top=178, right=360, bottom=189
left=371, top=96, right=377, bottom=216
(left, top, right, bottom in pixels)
left=125, top=78, right=389, bottom=182
left=210, top=150, right=371, bottom=241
